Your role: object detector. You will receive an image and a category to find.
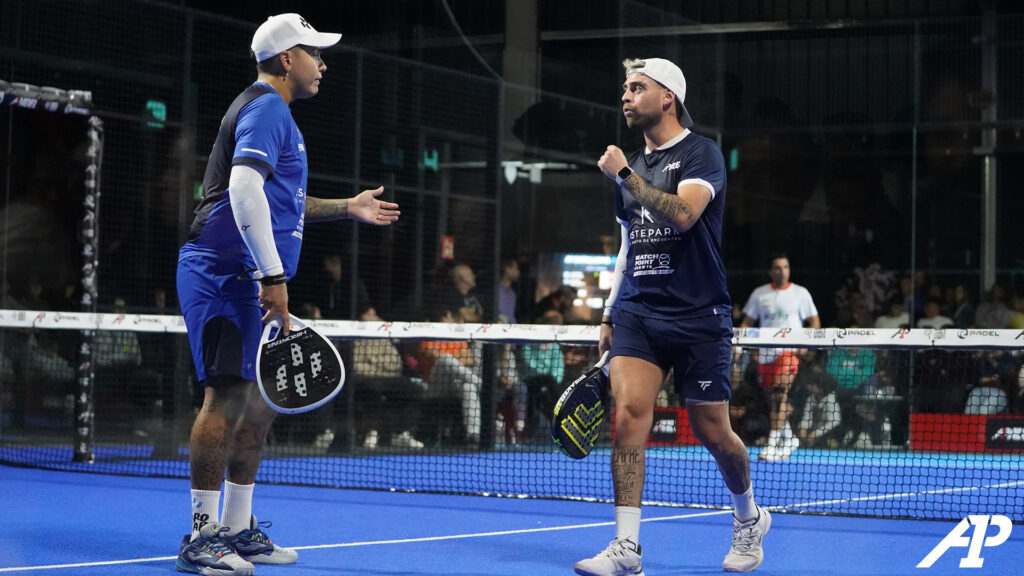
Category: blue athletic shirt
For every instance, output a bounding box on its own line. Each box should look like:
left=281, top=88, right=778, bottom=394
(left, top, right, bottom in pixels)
left=614, top=130, right=731, bottom=320
left=180, top=82, right=308, bottom=279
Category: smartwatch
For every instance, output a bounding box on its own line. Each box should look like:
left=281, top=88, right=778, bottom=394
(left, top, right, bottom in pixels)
left=616, top=166, right=634, bottom=184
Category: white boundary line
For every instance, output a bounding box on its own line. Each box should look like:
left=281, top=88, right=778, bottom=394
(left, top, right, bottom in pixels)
left=0, top=510, right=731, bottom=573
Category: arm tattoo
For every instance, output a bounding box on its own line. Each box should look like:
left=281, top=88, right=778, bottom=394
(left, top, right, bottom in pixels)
left=612, top=445, right=645, bottom=507
left=304, top=196, right=349, bottom=222
left=623, top=173, right=697, bottom=231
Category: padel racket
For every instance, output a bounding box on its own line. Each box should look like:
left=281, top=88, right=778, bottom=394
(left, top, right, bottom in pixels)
left=256, top=315, right=345, bottom=414
left=551, top=351, right=610, bottom=459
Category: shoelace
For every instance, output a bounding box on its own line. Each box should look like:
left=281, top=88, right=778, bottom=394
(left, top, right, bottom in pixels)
left=239, top=520, right=274, bottom=544
left=198, top=526, right=237, bottom=557
left=731, top=518, right=760, bottom=552
left=597, top=539, right=639, bottom=558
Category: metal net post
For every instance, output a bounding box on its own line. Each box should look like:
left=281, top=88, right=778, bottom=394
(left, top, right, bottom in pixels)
left=74, top=115, right=103, bottom=463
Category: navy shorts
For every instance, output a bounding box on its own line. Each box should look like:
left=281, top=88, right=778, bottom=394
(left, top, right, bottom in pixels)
left=609, top=308, right=733, bottom=402
left=177, top=255, right=262, bottom=384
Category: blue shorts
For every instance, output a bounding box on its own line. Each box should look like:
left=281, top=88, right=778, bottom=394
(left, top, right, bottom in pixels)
left=609, top=308, right=733, bottom=402
left=176, top=255, right=262, bottom=384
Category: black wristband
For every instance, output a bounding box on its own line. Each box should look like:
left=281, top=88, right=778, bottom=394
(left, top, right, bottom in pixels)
left=601, top=320, right=614, bottom=326
left=260, top=273, right=287, bottom=286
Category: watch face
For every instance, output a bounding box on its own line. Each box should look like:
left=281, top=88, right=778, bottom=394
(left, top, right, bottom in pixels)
left=618, top=167, right=632, bottom=179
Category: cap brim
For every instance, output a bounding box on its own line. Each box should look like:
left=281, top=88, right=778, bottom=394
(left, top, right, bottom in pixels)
left=679, top=104, right=694, bottom=128
left=304, top=32, right=342, bottom=50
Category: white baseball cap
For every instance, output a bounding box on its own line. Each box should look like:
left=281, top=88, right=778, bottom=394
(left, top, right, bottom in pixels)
left=251, top=13, right=342, bottom=62
left=624, top=58, right=694, bottom=127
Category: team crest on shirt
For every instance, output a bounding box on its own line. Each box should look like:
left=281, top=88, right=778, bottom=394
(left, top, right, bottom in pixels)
left=640, top=206, right=655, bottom=224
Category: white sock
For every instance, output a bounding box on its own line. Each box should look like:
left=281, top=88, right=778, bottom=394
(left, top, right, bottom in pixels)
left=221, top=481, right=255, bottom=536
left=783, top=423, right=794, bottom=439
left=767, top=428, right=780, bottom=447
left=615, top=506, right=642, bottom=543
left=731, top=485, right=757, bottom=523
left=190, top=489, right=221, bottom=541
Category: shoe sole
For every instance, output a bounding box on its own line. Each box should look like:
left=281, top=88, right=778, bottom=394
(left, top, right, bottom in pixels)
left=243, top=551, right=298, bottom=564
left=574, top=569, right=644, bottom=576
left=243, top=553, right=296, bottom=561
left=176, top=556, right=255, bottom=576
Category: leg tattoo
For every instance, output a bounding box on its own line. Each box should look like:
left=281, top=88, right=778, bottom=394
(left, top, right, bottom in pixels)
left=612, top=445, right=646, bottom=507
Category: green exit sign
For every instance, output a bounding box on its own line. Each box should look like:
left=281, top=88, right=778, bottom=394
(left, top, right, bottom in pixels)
left=144, top=100, right=166, bottom=129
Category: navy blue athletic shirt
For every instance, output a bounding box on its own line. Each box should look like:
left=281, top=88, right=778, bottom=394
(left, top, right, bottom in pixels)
left=613, top=130, right=732, bottom=320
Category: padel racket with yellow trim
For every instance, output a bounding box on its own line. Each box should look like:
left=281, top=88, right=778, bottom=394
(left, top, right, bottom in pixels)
left=551, top=351, right=610, bottom=459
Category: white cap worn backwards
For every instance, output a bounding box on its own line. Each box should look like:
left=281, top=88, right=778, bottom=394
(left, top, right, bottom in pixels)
left=251, top=13, right=342, bottom=62
left=623, top=57, right=694, bottom=127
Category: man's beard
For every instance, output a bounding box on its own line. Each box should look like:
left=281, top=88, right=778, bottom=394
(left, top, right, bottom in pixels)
left=625, top=110, right=658, bottom=131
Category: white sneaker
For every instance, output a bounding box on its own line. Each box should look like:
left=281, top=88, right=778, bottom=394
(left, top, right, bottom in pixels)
left=313, top=429, right=335, bottom=451
left=723, top=505, right=771, bottom=572
left=177, top=523, right=255, bottom=576
left=853, top=432, right=873, bottom=449
left=391, top=430, right=424, bottom=449
left=757, top=431, right=781, bottom=461
left=574, top=538, right=644, bottom=576
left=363, top=429, right=378, bottom=449
left=227, top=515, right=297, bottom=565
left=777, top=434, right=799, bottom=459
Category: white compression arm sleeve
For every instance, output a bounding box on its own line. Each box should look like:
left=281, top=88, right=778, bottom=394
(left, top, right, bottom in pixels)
left=229, top=164, right=284, bottom=277
left=603, top=222, right=629, bottom=317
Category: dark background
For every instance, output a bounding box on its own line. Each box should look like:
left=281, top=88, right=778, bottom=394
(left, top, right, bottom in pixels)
left=3, top=0, right=1024, bottom=327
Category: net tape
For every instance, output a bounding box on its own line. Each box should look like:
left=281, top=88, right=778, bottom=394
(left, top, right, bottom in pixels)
left=7, top=309, right=1024, bottom=349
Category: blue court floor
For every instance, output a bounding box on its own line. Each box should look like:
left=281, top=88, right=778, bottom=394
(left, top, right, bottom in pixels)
left=2, top=465, right=1020, bottom=576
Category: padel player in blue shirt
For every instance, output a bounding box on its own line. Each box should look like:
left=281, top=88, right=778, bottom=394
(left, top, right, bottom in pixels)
left=574, top=58, right=770, bottom=576
left=175, top=14, right=399, bottom=576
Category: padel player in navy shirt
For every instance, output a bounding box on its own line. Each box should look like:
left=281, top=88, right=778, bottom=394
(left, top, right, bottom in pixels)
left=574, top=58, right=771, bottom=576
left=175, top=13, right=399, bottom=576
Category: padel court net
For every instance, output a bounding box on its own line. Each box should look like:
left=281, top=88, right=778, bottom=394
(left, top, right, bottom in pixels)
left=1, top=312, right=1021, bottom=521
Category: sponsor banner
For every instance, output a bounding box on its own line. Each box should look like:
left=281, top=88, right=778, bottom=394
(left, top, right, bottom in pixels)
left=986, top=417, right=1024, bottom=450
left=6, top=96, right=93, bottom=115
left=111, top=314, right=173, bottom=332
left=19, top=311, right=183, bottom=333
left=478, top=323, right=567, bottom=344
left=377, top=321, right=433, bottom=340
left=911, top=413, right=987, bottom=452
left=102, top=313, right=179, bottom=333
left=0, top=81, right=94, bottom=115
left=5, top=310, right=1024, bottom=348
left=612, top=406, right=700, bottom=446
left=911, top=413, right=1024, bottom=452
left=735, top=327, right=1023, bottom=349
left=0, top=308, right=34, bottom=328
left=952, top=328, right=1024, bottom=349
left=553, top=323, right=602, bottom=345
left=734, top=326, right=833, bottom=347
left=32, top=311, right=100, bottom=330
left=834, top=327, right=934, bottom=348
left=310, top=319, right=390, bottom=339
